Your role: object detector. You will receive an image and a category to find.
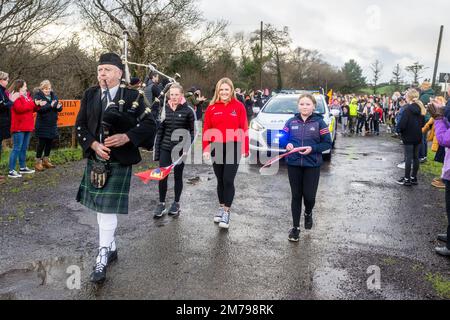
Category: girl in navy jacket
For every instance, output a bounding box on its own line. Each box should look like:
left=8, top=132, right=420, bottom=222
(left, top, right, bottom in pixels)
left=282, top=94, right=332, bottom=242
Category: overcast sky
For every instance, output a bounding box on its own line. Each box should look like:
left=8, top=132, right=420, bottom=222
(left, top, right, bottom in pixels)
left=196, top=0, right=450, bottom=84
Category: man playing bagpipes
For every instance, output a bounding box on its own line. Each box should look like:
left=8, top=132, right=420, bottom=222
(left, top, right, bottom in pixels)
left=75, top=52, right=157, bottom=284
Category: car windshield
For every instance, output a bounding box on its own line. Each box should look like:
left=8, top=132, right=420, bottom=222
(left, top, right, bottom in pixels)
left=263, top=96, right=326, bottom=114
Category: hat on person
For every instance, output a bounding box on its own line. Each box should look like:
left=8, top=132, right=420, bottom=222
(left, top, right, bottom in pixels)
left=98, top=52, right=124, bottom=71
left=130, top=77, right=141, bottom=86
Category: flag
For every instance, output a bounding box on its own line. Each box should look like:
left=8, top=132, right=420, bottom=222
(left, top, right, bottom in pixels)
left=327, top=89, right=333, bottom=103
left=135, top=165, right=175, bottom=184
left=259, top=147, right=304, bottom=174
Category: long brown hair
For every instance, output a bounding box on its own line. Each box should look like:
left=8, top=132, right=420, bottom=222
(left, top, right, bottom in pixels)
left=210, top=78, right=236, bottom=105
left=9, top=79, right=26, bottom=94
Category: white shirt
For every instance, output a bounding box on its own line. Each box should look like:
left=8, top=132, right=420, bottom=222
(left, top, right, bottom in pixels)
left=101, top=84, right=120, bottom=103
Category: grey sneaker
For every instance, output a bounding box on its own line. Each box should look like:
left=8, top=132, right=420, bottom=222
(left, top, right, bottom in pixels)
left=214, top=207, right=225, bottom=223
left=153, top=203, right=167, bottom=219
left=219, top=210, right=230, bottom=229
left=168, top=202, right=181, bottom=216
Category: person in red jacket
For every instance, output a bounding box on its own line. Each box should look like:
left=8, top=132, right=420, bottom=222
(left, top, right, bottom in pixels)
left=8, top=80, right=40, bottom=178
left=202, top=78, right=249, bottom=229
left=373, top=102, right=384, bottom=136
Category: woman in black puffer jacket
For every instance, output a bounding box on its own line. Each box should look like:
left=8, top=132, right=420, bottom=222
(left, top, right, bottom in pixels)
left=397, top=88, right=426, bottom=186
left=153, top=84, right=196, bottom=218
left=33, top=80, right=62, bottom=171
left=0, top=72, right=12, bottom=181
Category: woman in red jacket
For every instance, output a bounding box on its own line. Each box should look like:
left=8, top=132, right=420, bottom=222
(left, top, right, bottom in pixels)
left=8, top=80, right=40, bottom=178
left=202, top=78, right=249, bottom=229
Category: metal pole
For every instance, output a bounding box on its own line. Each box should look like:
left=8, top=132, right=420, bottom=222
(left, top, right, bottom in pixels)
left=260, top=21, right=263, bottom=91
left=432, top=25, right=444, bottom=89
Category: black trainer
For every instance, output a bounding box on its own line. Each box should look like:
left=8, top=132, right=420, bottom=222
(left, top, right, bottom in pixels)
left=437, top=234, right=448, bottom=242
left=410, top=177, right=418, bottom=186
left=304, top=213, right=313, bottom=230
left=90, top=247, right=109, bottom=284
left=288, top=227, right=300, bottom=242
left=168, top=202, right=181, bottom=216
left=396, top=177, right=412, bottom=186
left=108, top=249, right=118, bottom=264
left=153, top=203, right=167, bottom=219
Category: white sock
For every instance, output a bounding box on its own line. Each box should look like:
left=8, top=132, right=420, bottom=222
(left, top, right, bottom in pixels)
left=97, top=213, right=118, bottom=252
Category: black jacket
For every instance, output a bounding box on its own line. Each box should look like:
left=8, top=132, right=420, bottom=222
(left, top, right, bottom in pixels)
left=399, top=103, right=425, bottom=145
left=0, top=85, right=12, bottom=140
left=154, top=102, right=195, bottom=161
left=34, top=90, right=61, bottom=139
left=75, top=85, right=157, bottom=166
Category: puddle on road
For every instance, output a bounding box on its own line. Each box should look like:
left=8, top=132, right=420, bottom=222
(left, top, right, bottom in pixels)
left=351, top=181, right=369, bottom=189
left=0, top=256, right=87, bottom=299
left=313, top=268, right=350, bottom=299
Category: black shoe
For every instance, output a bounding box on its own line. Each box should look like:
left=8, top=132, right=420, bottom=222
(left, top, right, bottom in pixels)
left=304, top=213, right=313, bottom=230
left=168, top=202, right=180, bottom=216
left=153, top=203, right=167, bottom=219
left=410, top=177, right=418, bottom=185
left=288, top=227, right=300, bottom=242
left=435, top=247, right=450, bottom=257
left=90, top=247, right=109, bottom=284
left=108, top=249, right=118, bottom=264
left=396, top=177, right=412, bottom=186
left=438, top=234, right=448, bottom=242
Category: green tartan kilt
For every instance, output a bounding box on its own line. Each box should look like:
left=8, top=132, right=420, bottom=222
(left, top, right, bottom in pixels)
left=76, top=160, right=132, bottom=215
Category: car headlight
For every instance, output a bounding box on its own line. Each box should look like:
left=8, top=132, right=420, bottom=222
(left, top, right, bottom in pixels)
left=250, top=120, right=265, bottom=132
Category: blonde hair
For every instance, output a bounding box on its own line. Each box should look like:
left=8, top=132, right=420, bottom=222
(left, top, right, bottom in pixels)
left=0, top=71, right=9, bottom=81
left=435, top=96, right=447, bottom=105
left=40, top=80, right=52, bottom=90
left=210, top=78, right=236, bottom=105
left=298, top=94, right=317, bottom=107
left=169, top=83, right=184, bottom=94
left=420, top=81, right=432, bottom=91
left=405, top=89, right=426, bottom=116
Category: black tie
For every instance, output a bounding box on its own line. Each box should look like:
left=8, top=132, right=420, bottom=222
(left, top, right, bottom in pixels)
left=101, top=92, right=108, bottom=112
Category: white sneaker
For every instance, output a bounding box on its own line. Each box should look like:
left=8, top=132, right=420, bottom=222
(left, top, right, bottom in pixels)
left=8, top=170, right=22, bottom=178
left=19, top=167, right=35, bottom=174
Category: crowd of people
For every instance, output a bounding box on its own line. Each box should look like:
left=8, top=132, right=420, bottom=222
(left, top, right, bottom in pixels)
left=0, top=72, right=62, bottom=182
left=1, top=57, right=449, bottom=285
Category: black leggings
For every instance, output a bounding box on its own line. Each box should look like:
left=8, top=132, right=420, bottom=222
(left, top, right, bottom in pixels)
left=404, top=144, right=420, bottom=179
left=288, top=166, right=321, bottom=228
left=212, top=142, right=241, bottom=208
left=159, top=149, right=185, bottom=203
left=444, top=180, right=450, bottom=249
left=36, top=138, right=53, bottom=159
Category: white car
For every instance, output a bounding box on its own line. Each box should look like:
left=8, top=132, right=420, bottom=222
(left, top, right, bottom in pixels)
left=249, top=91, right=337, bottom=163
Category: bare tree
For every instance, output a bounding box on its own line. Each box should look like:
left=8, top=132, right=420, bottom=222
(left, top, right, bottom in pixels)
left=0, top=0, right=70, bottom=47
left=370, top=60, right=383, bottom=94
left=253, top=24, right=291, bottom=90
left=0, top=0, right=71, bottom=78
left=76, top=0, right=227, bottom=78
left=391, top=64, right=404, bottom=90
left=405, top=62, right=427, bottom=87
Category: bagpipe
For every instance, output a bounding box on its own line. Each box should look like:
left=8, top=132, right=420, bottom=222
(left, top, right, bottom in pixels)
left=102, top=30, right=183, bottom=138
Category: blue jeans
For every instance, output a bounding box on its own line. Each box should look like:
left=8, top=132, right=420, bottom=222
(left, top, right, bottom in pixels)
left=419, top=133, right=428, bottom=159
left=9, top=132, right=31, bottom=171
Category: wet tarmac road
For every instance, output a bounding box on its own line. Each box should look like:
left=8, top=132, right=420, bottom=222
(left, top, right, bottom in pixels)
left=1, top=132, right=449, bottom=300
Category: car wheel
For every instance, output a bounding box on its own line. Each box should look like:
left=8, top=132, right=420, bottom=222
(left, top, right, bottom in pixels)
left=323, top=153, right=332, bottom=162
